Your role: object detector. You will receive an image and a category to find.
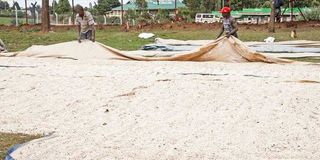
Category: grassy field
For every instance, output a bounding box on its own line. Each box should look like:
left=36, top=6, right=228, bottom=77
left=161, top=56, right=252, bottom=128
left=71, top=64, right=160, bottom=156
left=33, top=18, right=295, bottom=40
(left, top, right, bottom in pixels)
left=1, top=26, right=320, bottom=52
left=0, top=17, right=31, bottom=26
left=0, top=17, right=13, bottom=25
left=0, top=26, right=320, bottom=158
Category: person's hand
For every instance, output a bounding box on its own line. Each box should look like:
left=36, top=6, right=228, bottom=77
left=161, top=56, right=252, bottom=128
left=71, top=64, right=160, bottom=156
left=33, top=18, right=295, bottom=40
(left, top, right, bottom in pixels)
left=226, top=33, right=231, bottom=38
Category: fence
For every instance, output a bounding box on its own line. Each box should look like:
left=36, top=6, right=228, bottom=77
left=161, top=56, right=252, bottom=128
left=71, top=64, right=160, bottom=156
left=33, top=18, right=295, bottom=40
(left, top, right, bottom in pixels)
left=0, top=9, right=41, bottom=26
left=0, top=8, right=121, bottom=26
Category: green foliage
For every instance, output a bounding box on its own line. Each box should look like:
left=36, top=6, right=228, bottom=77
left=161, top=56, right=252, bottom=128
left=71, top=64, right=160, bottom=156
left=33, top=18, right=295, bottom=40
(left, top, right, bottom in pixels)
left=136, top=11, right=152, bottom=24
left=11, top=2, right=21, bottom=10
left=125, top=9, right=138, bottom=24
left=51, top=0, right=58, bottom=13
left=95, top=0, right=120, bottom=15
left=135, top=0, right=148, bottom=10
left=56, top=0, right=71, bottom=14
left=303, top=7, right=320, bottom=21
left=154, top=9, right=171, bottom=23
left=178, top=7, right=193, bottom=22
left=183, top=0, right=201, bottom=17
left=0, top=0, right=10, bottom=10
left=262, top=1, right=271, bottom=8
left=199, top=0, right=217, bottom=12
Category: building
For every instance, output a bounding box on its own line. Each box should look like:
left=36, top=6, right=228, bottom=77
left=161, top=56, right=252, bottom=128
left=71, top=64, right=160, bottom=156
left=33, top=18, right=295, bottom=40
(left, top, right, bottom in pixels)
left=108, top=0, right=186, bottom=18
left=212, top=8, right=308, bottom=24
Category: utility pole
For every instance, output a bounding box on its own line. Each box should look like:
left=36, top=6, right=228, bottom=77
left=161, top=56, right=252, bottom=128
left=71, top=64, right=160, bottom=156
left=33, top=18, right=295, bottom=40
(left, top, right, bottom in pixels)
left=25, top=0, right=28, bottom=24
left=268, top=0, right=275, bottom=33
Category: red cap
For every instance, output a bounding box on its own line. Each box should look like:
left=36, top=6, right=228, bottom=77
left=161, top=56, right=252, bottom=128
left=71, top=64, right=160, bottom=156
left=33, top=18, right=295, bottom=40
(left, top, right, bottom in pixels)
left=220, top=7, right=231, bottom=13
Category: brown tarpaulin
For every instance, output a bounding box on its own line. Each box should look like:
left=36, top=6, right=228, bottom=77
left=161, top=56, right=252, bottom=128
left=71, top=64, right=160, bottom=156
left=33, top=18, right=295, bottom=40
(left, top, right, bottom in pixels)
left=15, top=36, right=290, bottom=63
left=98, top=36, right=290, bottom=63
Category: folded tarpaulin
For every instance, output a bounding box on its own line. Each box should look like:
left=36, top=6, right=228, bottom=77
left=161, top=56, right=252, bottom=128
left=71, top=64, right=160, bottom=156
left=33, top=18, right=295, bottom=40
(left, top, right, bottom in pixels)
left=16, top=36, right=290, bottom=63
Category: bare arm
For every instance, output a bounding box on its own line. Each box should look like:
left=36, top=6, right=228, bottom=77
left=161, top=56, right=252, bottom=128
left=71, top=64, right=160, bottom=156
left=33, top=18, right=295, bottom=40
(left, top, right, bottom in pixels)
left=77, top=25, right=81, bottom=42
left=91, top=25, right=95, bottom=42
left=216, top=25, right=224, bottom=39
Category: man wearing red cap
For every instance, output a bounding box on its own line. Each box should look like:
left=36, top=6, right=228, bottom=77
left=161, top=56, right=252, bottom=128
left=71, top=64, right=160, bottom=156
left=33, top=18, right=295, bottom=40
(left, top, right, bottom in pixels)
left=216, top=7, right=238, bottom=39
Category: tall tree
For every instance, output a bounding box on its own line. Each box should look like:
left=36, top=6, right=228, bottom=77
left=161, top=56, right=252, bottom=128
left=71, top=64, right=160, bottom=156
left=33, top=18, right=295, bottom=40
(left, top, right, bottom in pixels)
left=25, top=0, right=28, bottom=24
left=56, top=0, right=71, bottom=14
left=199, top=0, right=216, bottom=12
left=12, top=2, right=21, bottom=10
left=41, top=0, right=50, bottom=32
left=52, top=0, right=58, bottom=13
left=95, top=0, right=120, bottom=15
left=184, top=0, right=202, bottom=17
left=269, top=0, right=275, bottom=32
left=0, top=0, right=10, bottom=10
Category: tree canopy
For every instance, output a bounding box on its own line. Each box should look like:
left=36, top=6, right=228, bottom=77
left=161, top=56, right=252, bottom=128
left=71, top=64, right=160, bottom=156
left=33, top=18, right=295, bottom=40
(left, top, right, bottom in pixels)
left=56, top=0, right=71, bottom=14
left=95, top=0, right=120, bottom=15
left=0, top=0, right=10, bottom=10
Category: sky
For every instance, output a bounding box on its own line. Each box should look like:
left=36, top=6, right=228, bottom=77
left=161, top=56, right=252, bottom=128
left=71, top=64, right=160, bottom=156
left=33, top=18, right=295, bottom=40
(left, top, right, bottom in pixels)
left=4, top=0, right=130, bottom=8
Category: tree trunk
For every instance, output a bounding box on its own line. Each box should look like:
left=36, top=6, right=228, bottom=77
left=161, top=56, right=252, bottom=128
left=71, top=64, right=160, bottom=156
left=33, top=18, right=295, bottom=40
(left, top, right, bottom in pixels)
left=121, top=0, right=124, bottom=25
left=268, top=0, right=275, bottom=33
left=174, top=0, right=177, bottom=21
left=41, top=0, right=50, bottom=32
left=72, top=0, right=75, bottom=25
left=25, top=0, right=28, bottom=24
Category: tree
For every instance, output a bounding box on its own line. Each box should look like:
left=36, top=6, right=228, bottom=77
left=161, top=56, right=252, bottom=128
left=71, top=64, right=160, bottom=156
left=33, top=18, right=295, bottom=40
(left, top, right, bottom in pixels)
left=0, top=0, right=10, bottom=10
left=199, top=0, right=216, bottom=12
left=41, top=0, right=50, bottom=32
left=12, top=2, right=21, bottom=10
left=135, top=0, right=147, bottom=10
left=56, top=0, right=71, bottom=14
left=125, top=9, right=137, bottom=24
left=95, top=0, right=120, bottom=15
left=30, top=2, right=38, bottom=23
left=269, top=0, right=275, bottom=32
left=52, top=0, right=58, bottom=13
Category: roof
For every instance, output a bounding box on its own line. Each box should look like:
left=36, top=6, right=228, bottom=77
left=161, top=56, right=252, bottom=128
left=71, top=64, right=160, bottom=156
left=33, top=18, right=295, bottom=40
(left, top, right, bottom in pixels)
left=212, top=8, right=308, bottom=17
left=112, top=0, right=186, bottom=11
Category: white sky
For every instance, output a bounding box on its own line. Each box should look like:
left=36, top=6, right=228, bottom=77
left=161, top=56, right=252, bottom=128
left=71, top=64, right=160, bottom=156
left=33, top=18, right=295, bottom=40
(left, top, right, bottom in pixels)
left=4, top=0, right=130, bottom=8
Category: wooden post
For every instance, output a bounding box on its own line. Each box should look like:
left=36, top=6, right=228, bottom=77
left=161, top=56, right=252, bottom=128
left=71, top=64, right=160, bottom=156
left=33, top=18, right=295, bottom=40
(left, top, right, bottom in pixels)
left=72, top=0, right=75, bottom=25
left=41, top=0, right=50, bottom=32
left=121, top=0, right=124, bottom=25
left=25, top=0, right=28, bottom=24
left=175, top=0, right=177, bottom=21
left=268, top=0, right=275, bottom=33
left=290, top=0, right=294, bottom=22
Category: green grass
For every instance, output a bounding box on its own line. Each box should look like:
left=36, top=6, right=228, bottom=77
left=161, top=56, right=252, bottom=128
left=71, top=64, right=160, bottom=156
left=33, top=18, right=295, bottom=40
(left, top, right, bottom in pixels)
left=0, top=17, right=13, bottom=25
left=1, top=26, right=320, bottom=52
left=0, top=17, right=31, bottom=25
left=0, top=132, right=41, bottom=159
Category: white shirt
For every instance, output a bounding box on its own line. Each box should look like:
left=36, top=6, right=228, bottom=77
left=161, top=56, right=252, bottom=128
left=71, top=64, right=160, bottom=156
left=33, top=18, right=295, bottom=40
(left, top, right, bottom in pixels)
left=76, top=11, right=95, bottom=33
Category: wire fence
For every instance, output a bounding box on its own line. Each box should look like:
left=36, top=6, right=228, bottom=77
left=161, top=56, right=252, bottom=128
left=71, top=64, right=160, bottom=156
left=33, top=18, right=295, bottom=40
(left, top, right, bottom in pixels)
left=0, top=9, right=121, bottom=26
